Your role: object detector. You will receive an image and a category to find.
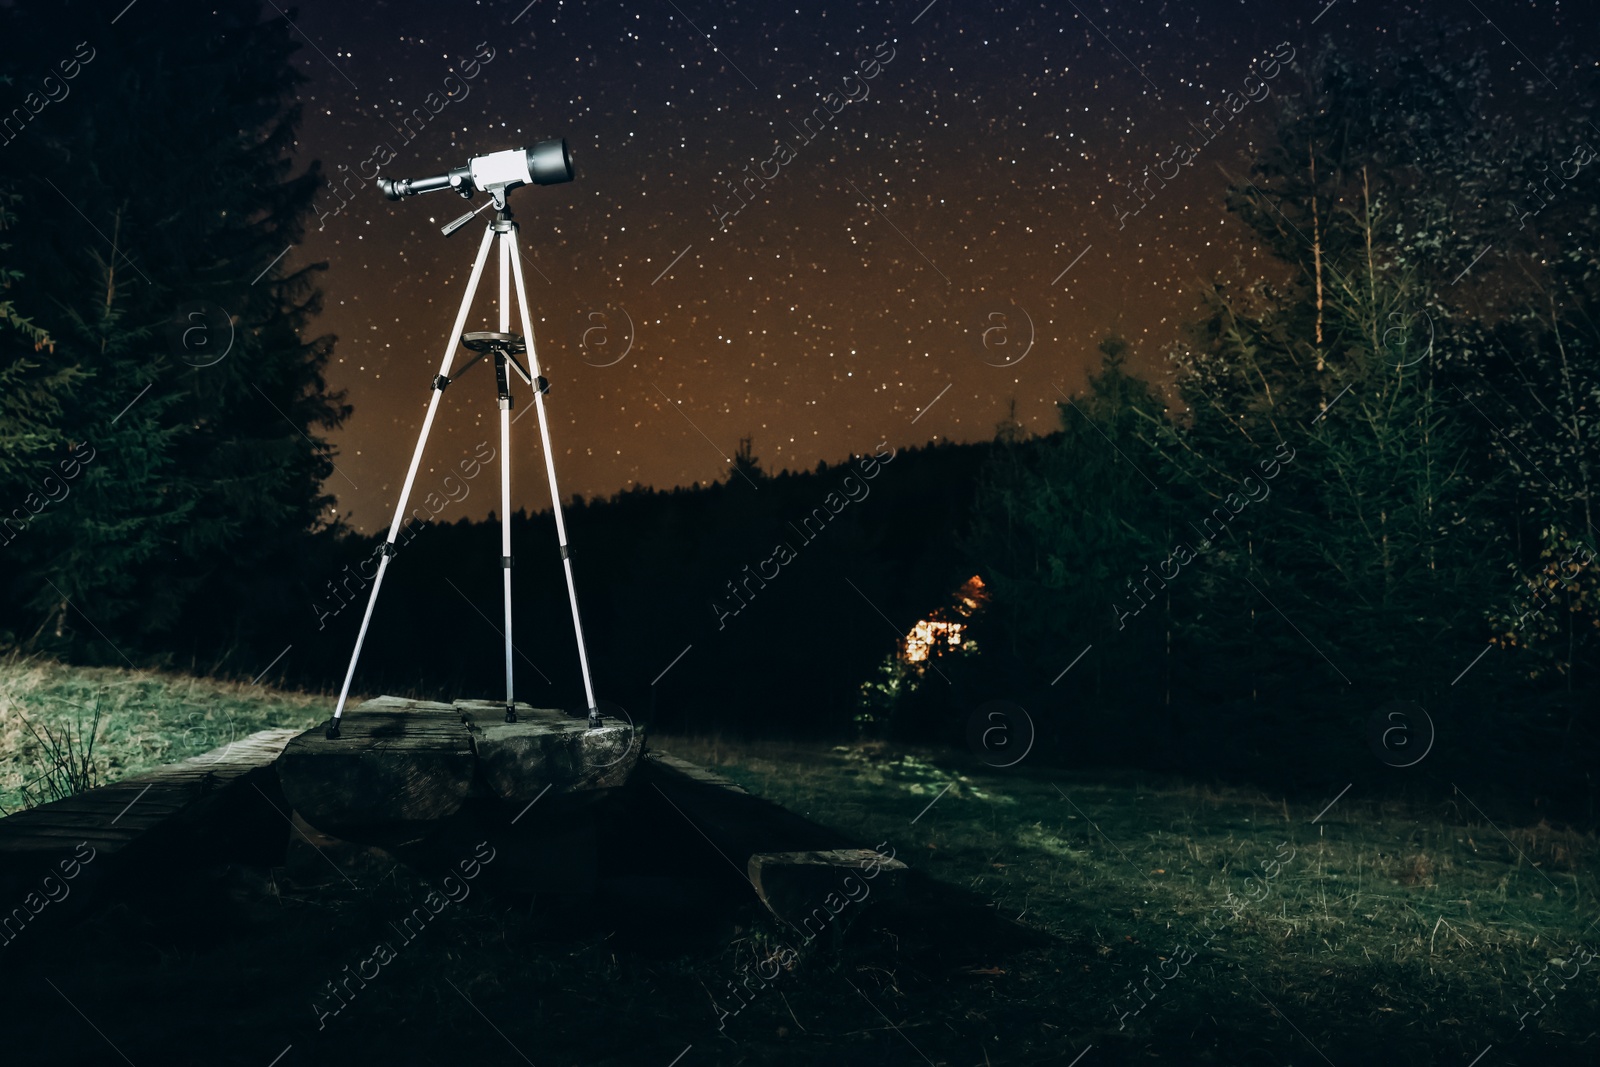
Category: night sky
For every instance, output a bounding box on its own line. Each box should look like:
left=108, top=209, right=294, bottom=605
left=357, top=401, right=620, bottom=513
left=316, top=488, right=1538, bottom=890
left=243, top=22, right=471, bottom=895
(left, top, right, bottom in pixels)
left=282, top=0, right=1570, bottom=532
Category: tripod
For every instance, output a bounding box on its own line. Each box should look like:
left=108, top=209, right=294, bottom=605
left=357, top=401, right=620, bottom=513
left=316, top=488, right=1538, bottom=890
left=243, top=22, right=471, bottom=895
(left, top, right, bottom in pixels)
left=325, top=206, right=600, bottom=738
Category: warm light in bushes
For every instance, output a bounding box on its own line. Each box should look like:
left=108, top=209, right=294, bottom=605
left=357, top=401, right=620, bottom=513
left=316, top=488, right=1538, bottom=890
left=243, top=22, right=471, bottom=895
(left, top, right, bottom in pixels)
left=902, top=575, right=987, bottom=662
left=904, top=619, right=965, bottom=662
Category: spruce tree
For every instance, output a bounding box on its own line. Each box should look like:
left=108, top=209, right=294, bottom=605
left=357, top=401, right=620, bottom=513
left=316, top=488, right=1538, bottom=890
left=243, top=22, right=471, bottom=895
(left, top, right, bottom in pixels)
left=0, top=187, right=77, bottom=482
left=0, top=185, right=89, bottom=582
left=1154, top=23, right=1597, bottom=697
left=0, top=0, right=348, bottom=658
left=968, top=337, right=1170, bottom=694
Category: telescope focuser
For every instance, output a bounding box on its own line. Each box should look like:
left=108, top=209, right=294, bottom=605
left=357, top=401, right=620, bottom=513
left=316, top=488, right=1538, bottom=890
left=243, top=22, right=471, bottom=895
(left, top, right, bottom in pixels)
left=377, top=140, right=573, bottom=209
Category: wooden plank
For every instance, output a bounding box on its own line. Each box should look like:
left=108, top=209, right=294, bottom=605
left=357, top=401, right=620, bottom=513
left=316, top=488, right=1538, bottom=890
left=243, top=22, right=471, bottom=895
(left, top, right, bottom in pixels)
left=274, top=698, right=475, bottom=836
left=0, top=816, right=180, bottom=833
left=0, top=829, right=128, bottom=845
left=0, top=729, right=299, bottom=875
left=136, top=727, right=302, bottom=778
left=647, top=752, right=750, bottom=793
left=638, top=750, right=867, bottom=879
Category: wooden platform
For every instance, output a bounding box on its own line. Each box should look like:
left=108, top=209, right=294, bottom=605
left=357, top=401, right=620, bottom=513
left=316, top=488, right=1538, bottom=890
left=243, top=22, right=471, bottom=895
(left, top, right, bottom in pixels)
left=274, top=695, right=640, bottom=838
left=0, top=722, right=924, bottom=954
left=0, top=728, right=299, bottom=897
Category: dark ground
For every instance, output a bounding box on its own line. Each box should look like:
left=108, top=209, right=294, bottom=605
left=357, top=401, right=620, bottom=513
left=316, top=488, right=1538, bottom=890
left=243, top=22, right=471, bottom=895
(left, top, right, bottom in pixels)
left=2, top=734, right=1596, bottom=1066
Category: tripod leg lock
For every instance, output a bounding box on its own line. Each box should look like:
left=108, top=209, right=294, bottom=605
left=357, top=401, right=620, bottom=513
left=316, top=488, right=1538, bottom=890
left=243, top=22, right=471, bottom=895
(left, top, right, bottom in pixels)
left=535, top=375, right=550, bottom=395
left=432, top=373, right=451, bottom=391
left=502, top=555, right=514, bottom=569
left=378, top=542, right=398, bottom=560
left=559, top=544, right=571, bottom=561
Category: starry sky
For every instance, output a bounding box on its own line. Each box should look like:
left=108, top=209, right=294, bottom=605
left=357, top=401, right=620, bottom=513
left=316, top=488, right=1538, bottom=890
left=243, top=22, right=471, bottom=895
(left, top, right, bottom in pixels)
left=281, top=0, right=1571, bottom=532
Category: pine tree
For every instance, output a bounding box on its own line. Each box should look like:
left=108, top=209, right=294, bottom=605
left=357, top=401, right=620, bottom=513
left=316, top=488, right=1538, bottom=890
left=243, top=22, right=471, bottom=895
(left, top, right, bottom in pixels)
left=1152, top=23, right=1599, bottom=698
left=968, top=337, right=1170, bottom=693
left=0, top=185, right=91, bottom=591
left=0, top=186, right=80, bottom=484
left=1215, top=22, right=1600, bottom=557
left=0, top=0, right=348, bottom=658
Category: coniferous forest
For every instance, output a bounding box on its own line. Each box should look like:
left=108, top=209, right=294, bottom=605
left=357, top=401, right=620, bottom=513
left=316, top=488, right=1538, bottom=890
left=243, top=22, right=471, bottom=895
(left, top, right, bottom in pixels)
left=2, top=3, right=1599, bottom=1065
left=4, top=5, right=1596, bottom=812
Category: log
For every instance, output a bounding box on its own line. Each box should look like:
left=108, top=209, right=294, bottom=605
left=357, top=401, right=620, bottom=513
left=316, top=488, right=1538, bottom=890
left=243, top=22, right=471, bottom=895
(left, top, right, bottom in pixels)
left=637, top=750, right=881, bottom=891
left=460, top=699, right=639, bottom=803
left=747, top=848, right=908, bottom=927
left=275, top=697, right=474, bottom=839
left=0, top=729, right=299, bottom=907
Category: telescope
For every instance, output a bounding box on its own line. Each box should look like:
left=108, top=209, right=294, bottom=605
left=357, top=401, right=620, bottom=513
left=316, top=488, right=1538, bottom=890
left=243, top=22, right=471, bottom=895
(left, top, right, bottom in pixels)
left=377, top=139, right=573, bottom=212
left=329, top=136, right=603, bottom=737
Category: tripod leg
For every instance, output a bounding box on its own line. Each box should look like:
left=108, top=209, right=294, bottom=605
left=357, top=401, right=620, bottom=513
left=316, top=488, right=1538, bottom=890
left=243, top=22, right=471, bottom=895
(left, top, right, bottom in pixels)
left=326, top=224, right=498, bottom=738
left=505, top=226, right=603, bottom=727
left=497, top=230, right=517, bottom=723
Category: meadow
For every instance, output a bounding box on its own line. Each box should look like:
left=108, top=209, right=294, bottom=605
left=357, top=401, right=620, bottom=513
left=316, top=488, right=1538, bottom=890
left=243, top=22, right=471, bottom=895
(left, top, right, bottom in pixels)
left=0, top=655, right=1595, bottom=1065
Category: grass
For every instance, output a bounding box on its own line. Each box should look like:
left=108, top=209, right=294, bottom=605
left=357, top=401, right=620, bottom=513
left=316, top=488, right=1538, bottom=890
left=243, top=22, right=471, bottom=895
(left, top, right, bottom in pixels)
left=13, top=697, right=104, bottom=805
left=653, top=736, right=1600, bottom=1063
left=0, top=651, right=332, bottom=814
left=1, top=656, right=1596, bottom=1064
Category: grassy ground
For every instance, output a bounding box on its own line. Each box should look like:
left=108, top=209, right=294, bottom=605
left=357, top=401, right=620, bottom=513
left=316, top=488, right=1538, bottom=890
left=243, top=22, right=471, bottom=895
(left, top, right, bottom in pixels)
left=0, top=651, right=337, bottom=814
left=664, top=737, right=1600, bottom=1064
left=1, top=658, right=1597, bottom=1064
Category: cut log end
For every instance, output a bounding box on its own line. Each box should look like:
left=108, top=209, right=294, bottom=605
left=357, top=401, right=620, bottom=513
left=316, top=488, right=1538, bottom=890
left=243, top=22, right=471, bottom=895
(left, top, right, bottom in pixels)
left=473, top=715, right=640, bottom=802
left=747, top=848, right=909, bottom=925
left=277, top=700, right=475, bottom=837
